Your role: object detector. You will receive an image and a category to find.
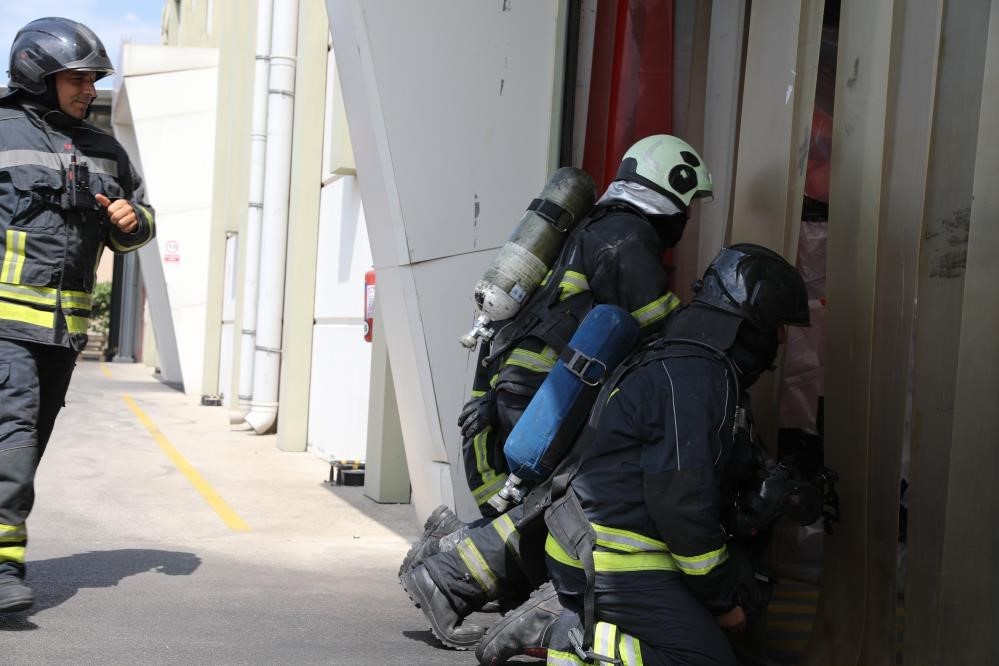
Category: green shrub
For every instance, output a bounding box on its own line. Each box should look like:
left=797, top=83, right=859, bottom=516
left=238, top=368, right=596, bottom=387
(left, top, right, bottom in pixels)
left=91, top=282, right=112, bottom=338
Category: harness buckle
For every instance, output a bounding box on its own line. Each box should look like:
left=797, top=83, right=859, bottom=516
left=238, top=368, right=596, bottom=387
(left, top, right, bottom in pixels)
left=565, top=349, right=607, bottom=387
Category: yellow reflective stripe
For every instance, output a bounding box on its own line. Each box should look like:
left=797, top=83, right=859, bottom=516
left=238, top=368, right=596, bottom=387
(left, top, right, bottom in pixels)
left=61, top=289, right=93, bottom=310
left=592, top=523, right=668, bottom=553
left=558, top=270, right=589, bottom=300
left=672, top=544, right=729, bottom=575
left=3, top=229, right=27, bottom=284
left=0, top=282, right=57, bottom=307
left=472, top=426, right=492, bottom=475
left=0, top=545, right=26, bottom=564
left=545, top=534, right=679, bottom=572
left=470, top=389, right=486, bottom=398
left=492, top=513, right=523, bottom=566
left=472, top=473, right=507, bottom=505
left=547, top=649, right=586, bottom=665
left=594, top=622, right=617, bottom=662
left=0, top=523, right=26, bottom=538
left=630, top=291, right=681, bottom=328
left=0, top=300, right=55, bottom=328
left=618, top=632, right=643, bottom=666
left=489, top=373, right=500, bottom=389
left=539, top=269, right=554, bottom=287
left=457, top=536, right=498, bottom=596
left=505, top=346, right=558, bottom=373
left=606, top=387, right=621, bottom=403
left=65, top=314, right=90, bottom=335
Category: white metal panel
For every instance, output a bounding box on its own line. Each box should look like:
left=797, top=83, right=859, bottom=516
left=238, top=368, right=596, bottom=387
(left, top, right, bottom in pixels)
left=307, top=324, right=371, bottom=462
left=345, top=1, right=563, bottom=265
left=308, top=173, right=373, bottom=461
left=313, top=176, right=371, bottom=318
left=117, top=50, right=218, bottom=396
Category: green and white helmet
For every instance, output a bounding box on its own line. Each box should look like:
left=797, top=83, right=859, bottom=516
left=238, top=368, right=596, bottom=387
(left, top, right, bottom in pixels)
left=615, top=134, right=713, bottom=208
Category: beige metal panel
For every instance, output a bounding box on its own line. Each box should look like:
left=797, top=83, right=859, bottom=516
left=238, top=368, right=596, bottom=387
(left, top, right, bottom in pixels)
left=670, top=0, right=711, bottom=304
left=937, top=6, right=999, bottom=656
left=200, top=0, right=256, bottom=399
left=277, top=0, right=330, bottom=452
left=698, top=0, right=746, bottom=272
left=806, top=1, right=896, bottom=664
left=728, top=0, right=824, bottom=448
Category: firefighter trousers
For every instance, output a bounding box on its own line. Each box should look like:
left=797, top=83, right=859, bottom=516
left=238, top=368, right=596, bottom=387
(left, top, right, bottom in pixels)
left=0, top=338, right=78, bottom=578
left=545, top=566, right=738, bottom=666
left=423, top=502, right=549, bottom=616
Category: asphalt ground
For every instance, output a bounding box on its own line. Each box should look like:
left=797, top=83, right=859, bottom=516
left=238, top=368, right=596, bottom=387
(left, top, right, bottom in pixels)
left=0, top=359, right=489, bottom=665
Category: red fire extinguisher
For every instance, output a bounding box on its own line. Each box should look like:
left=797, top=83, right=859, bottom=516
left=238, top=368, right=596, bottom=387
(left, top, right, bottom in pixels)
left=363, top=268, right=376, bottom=342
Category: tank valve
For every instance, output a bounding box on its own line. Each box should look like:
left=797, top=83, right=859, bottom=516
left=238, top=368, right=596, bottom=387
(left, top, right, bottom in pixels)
left=488, top=474, right=526, bottom=513
left=460, top=314, right=494, bottom=350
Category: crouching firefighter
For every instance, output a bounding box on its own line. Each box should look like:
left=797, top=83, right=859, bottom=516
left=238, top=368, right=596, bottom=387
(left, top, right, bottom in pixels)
left=473, top=244, right=838, bottom=665
left=458, top=134, right=714, bottom=517
left=398, top=134, right=715, bottom=632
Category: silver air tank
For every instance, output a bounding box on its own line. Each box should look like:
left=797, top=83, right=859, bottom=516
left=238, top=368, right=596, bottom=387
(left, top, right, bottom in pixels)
left=460, top=167, right=596, bottom=349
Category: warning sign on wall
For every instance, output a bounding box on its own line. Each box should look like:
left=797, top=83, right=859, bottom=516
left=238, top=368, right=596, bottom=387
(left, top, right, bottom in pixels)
left=164, top=239, right=180, bottom=263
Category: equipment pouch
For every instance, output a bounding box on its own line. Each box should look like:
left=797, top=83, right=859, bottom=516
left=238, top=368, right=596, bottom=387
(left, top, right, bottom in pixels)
left=545, top=490, right=595, bottom=558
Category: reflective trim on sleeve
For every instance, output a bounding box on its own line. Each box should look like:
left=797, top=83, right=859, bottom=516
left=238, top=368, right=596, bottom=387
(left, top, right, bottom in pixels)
left=472, top=472, right=507, bottom=507
left=65, top=314, right=90, bottom=335
left=594, top=622, right=618, bottom=664
left=592, top=523, right=668, bottom=553
left=0, top=545, right=26, bottom=565
left=630, top=291, right=681, bottom=328
left=60, top=289, right=93, bottom=311
left=491, top=513, right=523, bottom=566
left=472, top=426, right=494, bottom=477
left=558, top=270, right=589, bottom=300
left=2, top=229, right=27, bottom=284
left=109, top=204, right=155, bottom=252
left=0, top=149, right=118, bottom=176
left=545, top=534, right=679, bottom=573
left=0, top=299, right=56, bottom=328
left=456, top=536, right=499, bottom=597
left=671, top=544, right=729, bottom=576
left=504, top=346, right=558, bottom=373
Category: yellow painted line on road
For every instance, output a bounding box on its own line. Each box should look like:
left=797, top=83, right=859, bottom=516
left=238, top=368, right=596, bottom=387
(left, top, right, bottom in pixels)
left=100, top=363, right=112, bottom=378
left=123, top=394, right=250, bottom=532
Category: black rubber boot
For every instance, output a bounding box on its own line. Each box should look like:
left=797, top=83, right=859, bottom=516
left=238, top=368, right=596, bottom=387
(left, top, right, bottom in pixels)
left=399, top=505, right=465, bottom=579
left=476, top=581, right=561, bottom=665
left=0, top=575, right=34, bottom=613
left=401, top=564, right=485, bottom=650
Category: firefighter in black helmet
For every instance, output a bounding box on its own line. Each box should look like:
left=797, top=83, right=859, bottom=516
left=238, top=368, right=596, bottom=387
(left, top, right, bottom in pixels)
left=0, top=18, right=156, bottom=612
left=475, top=244, right=812, bottom=665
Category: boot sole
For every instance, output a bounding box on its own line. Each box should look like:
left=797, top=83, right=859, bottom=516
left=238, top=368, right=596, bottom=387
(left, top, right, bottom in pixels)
left=0, top=595, right=34, bottom=613
left=400, top=570, right=481, bottom=651
left=397, top=507, right=461, bottom=580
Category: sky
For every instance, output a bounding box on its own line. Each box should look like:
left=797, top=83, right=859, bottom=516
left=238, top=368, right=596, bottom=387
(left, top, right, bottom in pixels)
left=0, top=0, right=166, bottom=89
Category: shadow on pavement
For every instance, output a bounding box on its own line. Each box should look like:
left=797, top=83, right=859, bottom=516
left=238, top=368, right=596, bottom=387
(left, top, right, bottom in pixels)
left=0, top=548, right=201, bottom=631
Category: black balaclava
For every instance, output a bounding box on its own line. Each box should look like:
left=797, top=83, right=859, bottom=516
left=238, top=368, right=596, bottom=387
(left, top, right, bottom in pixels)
left=727, top=320, right=780, bottom=388
left=17, top=75, right=88, bottom=128
left=647, top=211, right=688, bottom=250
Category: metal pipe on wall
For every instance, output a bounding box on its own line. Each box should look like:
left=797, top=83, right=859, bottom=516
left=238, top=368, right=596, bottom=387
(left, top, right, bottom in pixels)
left=245, top=0, right=300, bottom=434
left=233, top=0, right=274, bottom=425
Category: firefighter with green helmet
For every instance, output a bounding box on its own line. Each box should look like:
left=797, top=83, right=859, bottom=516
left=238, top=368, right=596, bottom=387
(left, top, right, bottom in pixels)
left=398, top=135, right=713, bottom=649
left=459, top=133, right=713, bottom=517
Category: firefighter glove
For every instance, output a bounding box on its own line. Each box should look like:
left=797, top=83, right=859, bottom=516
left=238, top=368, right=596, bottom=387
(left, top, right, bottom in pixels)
left=458, top=391, right=497, bottom=439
